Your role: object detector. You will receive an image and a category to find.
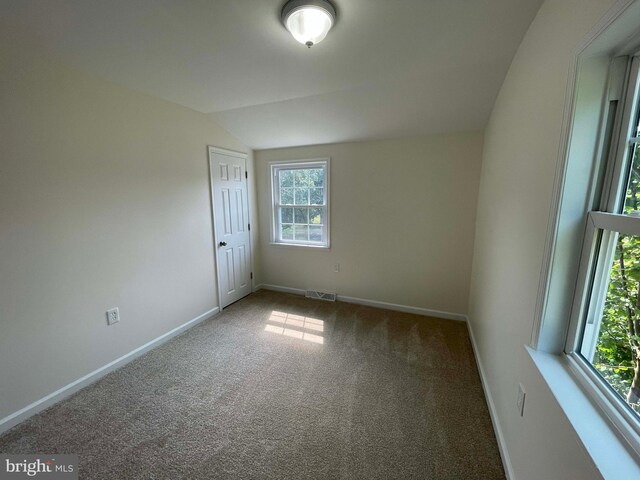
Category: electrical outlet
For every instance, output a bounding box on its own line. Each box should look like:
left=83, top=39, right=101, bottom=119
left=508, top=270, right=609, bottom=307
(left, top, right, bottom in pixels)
left=106, top=307, right=120, bottom=325
left=517, top=383, right=526, bottom=417
left=333, top=263, right=340, bottom=273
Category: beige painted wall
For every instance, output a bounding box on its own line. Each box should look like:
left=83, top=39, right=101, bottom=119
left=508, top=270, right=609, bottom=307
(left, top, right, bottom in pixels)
left=0, top=41, right=258, bottom=421
left=255, top=133, right=483, bottom=316
left=467, top=0, right=618, bottom=478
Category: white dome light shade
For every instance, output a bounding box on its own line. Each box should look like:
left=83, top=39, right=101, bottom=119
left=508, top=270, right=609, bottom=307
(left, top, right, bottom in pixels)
left=281, top=0, right=336, bottom=48
left=285, top=7, right=333, bottom=46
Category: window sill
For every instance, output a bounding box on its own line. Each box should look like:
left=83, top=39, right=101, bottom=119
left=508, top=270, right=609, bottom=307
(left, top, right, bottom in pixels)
left=270, top=242, right=330, bottom=250
left=526, top=346, right=640, bottom=479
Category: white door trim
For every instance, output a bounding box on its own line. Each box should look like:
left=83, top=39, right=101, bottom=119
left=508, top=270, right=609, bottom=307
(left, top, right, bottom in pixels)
left=210, top=146, right=248, bottom=159
left=207, top=146, right=253, bottom=310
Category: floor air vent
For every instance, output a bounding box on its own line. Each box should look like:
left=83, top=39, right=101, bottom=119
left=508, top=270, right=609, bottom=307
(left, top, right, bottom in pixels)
left=305, top=290, right=336, bottom=302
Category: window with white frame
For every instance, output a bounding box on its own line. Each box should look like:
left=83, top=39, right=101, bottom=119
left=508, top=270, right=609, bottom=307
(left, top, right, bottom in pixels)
left=567, top=55, right=640, bottom=445
left=270, top=159, right=329, bottom=247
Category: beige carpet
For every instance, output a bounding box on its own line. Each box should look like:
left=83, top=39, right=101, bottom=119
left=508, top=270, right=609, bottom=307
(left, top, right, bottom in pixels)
left=0, top=290, right=505, bottom=479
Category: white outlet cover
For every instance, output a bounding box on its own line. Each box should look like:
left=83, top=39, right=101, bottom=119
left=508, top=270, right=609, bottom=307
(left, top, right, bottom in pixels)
left=106, top=307, right=120, bottom=325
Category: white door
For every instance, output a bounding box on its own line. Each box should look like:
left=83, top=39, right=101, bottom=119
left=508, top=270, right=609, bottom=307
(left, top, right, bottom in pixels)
left=209, top=147, right=252, bottom=309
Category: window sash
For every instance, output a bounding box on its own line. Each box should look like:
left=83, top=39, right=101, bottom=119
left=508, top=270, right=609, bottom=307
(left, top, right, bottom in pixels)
left=276, top=206, right=327, bottom=244
left=565, top=212, right=640, bottom=450
left=602, top=57, right=640, bottom=214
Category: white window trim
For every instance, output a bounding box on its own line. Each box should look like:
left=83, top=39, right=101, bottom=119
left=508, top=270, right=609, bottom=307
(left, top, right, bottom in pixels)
left=531, top=0, right=640, bottom=473
left=563, top=55, right=640, bottom=455
left=269, top=158, right=331, bottom=248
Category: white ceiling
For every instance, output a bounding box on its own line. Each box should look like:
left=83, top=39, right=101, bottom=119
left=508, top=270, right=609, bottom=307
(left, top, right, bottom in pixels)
left=1, top=0, right=544, bottom=149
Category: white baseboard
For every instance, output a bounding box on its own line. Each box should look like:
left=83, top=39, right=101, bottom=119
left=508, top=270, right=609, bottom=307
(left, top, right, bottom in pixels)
left=256, top=283, right=306, bottom=296
left=466, top=318, right=515, bottom=480
left=255, top=283, right=467, bottom=322
left=0, top=307, right=220, bottom=435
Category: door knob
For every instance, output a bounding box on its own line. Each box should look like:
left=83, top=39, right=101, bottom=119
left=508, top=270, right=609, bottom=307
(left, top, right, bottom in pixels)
left=219, top=241, right=227, bottom=247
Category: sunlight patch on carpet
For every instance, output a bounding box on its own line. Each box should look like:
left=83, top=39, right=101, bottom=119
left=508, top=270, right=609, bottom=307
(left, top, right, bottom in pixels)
left=265, top=311, right=325, bottom=344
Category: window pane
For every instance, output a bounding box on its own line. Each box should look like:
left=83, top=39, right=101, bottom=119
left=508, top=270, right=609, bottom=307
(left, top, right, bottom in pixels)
left=310, top=168, right=324, bottom=187
left=309, top=187, right=324, bottom=205
left=309, top=207, right=323, bottom=225
left=280, top=188, right=294, bottom=205
left=281, top=207, right=293, bottom=224
left=585, top=233, right=640, bottom=414
left=294, top=188, right=309, bottom=205
left=624, top=143, right=640, bottom=214
left=294, top=207, right=308, bottom=224
left=309, top=225, right=322, bottom=242
left=281, top=224, right=294, bottom=240
left=294, top=225, right=308, bottom=241
left=280, top=170, right=294, bottom=188
left=293, top=169, right=306, bottom=186
left=294, top=169, right=311, bottom=187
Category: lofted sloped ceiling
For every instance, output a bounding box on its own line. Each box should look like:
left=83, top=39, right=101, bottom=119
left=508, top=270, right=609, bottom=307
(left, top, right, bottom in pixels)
left=1, top=0, right=544, bottom=149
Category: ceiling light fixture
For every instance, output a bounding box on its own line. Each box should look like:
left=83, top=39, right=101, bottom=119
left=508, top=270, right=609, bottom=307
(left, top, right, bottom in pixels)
left=281, top=0, right=336, bottom=48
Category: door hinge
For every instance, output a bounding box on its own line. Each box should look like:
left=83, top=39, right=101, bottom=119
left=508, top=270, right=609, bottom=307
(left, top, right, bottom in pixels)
left=248, top=223, right=251, bottom=231
left=250, top=272, right=253, bottom=279
left=245, top=171, right=248, bottom=179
